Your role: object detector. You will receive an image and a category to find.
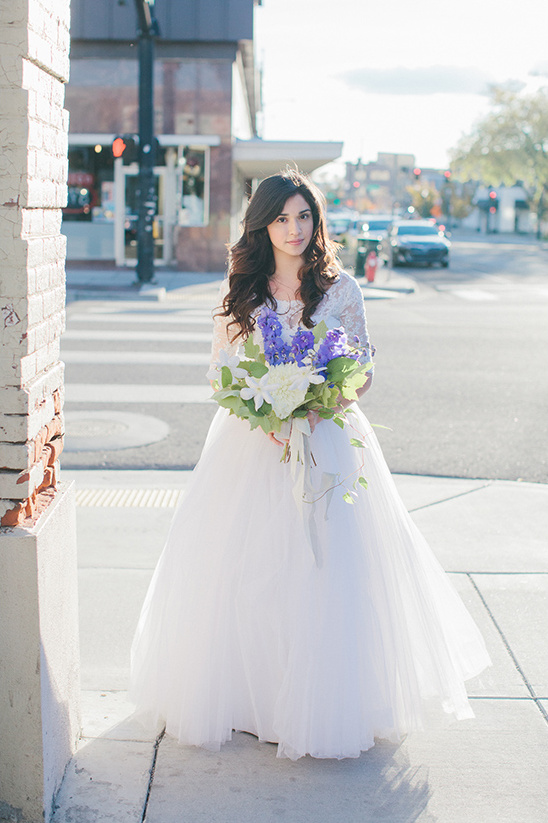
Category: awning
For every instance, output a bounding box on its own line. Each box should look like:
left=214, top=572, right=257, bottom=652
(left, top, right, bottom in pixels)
left=233, top=138, right=343, bottom=178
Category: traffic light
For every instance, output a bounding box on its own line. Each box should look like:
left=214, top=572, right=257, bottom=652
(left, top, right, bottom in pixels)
left=112, top=134, right=139, bottom=164
left=444, top=170, right=452, bottom=180
left=413, top=167, right=421, bottom=180
left=488, top=190, right=498, bottom=213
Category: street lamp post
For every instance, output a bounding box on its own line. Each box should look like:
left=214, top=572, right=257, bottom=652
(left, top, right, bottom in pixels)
left=133, top=0, right=159, bottom=284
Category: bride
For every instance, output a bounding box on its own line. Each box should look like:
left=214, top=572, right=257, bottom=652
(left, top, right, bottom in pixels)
left=129, top=169, right=490, bottom=761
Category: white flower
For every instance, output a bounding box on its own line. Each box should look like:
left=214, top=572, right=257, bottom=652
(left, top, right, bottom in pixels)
left=267, top=363, right=311, bottom=419
left=207, top=348, right=247, bottom=382
left=290, top=366, right=325, bottom=392
left=240, top=373, right=277, bottom=411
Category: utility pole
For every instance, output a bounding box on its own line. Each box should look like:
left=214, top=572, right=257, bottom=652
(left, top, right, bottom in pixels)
left=133, top=0, right=159, bottom=284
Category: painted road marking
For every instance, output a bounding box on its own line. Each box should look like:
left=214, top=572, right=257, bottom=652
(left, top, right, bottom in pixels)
left=65, top=383, right=212, bottom=404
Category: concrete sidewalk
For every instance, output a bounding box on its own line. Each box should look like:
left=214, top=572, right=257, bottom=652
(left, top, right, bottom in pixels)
left=52, top=469, right=548, bottom=823
left=65, top=263, right=415, bottom=302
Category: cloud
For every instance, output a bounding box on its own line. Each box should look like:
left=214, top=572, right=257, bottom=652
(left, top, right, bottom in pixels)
left=339, top=65, right=494, bottom=96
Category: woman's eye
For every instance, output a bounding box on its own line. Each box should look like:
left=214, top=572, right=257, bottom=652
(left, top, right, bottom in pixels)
left=277, top=217, right=286, bottom=223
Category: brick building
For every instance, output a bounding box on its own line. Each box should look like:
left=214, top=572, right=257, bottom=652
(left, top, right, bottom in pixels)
left=64, top=0, right=342, bottom=271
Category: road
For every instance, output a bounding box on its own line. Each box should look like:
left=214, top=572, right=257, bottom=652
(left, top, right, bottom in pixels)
left=61, top=235, right=548, bottom=482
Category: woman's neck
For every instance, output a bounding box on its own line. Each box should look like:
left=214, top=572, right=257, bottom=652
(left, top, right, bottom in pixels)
left=270, top=253, right=303, bottom=299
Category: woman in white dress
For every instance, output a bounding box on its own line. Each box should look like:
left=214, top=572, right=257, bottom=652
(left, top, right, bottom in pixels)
left=130, top=170, right=490, bottom=761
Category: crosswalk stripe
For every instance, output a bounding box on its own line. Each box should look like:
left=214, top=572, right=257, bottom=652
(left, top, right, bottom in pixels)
left=63, top=329, right=213, bottom=342
left=75, top=487, right=183, bottom=507
left=449, top=289, right=497, bottom=301
left=62, top=351, right=211, bottom=365
left=69, top=312, right=213, bottom=325
left=65, top=383, right=212, bottom=404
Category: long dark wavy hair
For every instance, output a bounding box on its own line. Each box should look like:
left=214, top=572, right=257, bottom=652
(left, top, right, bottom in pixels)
left=219, top=169, right=340, bottom=342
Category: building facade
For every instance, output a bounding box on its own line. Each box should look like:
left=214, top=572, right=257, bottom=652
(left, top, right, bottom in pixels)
left=64, top=0, right=342, bottom=272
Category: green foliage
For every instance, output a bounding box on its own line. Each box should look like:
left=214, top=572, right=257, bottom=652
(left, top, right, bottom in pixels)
left=342, top=492, right=354, bottom=505
left=247, top=361, right=269, bottom=378
left=312, top=320, right=328, bottom=344
left=449, top=84, right=548, bottom=212
left=220, top=366, right=232, bottom=388
left=407, top=182, right=439, bottom=218
left=244, top=337, right=262, bottom=360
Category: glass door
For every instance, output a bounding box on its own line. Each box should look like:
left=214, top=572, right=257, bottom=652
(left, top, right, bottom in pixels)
left=118, top=165, right=167, bottom=265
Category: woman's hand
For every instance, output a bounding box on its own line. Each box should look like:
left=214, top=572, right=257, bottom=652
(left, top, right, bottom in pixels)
left=267, top=431, right=288, bottom=447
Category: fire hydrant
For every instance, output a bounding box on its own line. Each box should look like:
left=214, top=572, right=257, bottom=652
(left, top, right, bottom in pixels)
left=365, top=250, right=378, bottom=283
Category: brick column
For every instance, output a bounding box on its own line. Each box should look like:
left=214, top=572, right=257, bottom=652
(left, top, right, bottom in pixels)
left=0, top=2, right=80, bottom=821
left=0, top=0, right=68, bottom=523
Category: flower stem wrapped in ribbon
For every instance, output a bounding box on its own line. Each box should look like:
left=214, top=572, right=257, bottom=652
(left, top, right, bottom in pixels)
left=209, top=307, right=374, bottom=511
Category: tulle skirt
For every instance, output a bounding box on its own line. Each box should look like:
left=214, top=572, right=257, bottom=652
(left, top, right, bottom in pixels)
left=129, top=406, right=491, bottom=760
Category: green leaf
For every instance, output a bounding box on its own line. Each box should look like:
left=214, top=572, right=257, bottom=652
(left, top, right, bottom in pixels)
left=350, top=438, right=365, bottom=448
left=341, top=384, right=359, bottom=401
left=312, top=320, right=328, bottom=344
left=247, top=361, right=269, bottom=378
left=333, top=416, right=345, bottom=429
left=371, top=423, right=393, bottom=431
left=357, top=476, right=368, bottom=489
left=325, top=356, right=360, bottom=381
left=244, top=336, right=261, bottom=360
left=212, top=387, right=240, bottom=400
left=342, top=492, right=354, bottom=505
left=220, top=366, right=233, bottom=388
left=217, top=395, right=245, bottom=414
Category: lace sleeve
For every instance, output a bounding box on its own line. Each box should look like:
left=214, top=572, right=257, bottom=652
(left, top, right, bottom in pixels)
left=210, top=279, right=241, bottom=368
left=338, top=274, right=376, bottom=366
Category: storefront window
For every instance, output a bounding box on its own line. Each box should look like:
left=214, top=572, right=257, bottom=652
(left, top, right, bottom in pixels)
left=178, top=147, right=209, bottom=226
left=64, top=145, right=115, bottom=222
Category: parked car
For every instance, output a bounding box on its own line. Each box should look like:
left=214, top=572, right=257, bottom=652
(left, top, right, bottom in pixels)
left=327, top=211, right=362, bottom=268
left=379, top=220, right=450, bottom=268
left=355, top=215, right=394, bottom=275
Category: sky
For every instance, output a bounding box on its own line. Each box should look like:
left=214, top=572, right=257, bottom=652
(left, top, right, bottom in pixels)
left=254, top=0, right=548, bottom=173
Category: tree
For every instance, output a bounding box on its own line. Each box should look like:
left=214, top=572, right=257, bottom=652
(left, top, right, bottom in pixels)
left=406, top=182, right=438, bottom=218
left=449, top=85, right=548, bottom=235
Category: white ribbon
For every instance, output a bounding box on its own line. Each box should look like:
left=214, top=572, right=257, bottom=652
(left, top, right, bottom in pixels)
left=286, top=418, right=338, bottom=566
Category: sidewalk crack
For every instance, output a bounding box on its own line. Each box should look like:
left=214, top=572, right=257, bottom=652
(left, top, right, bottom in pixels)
left=141, top=726, right=166, bottom=822
left=408, top=480, right=493, bottom=513
left=467, top=574, right=548, bottom=726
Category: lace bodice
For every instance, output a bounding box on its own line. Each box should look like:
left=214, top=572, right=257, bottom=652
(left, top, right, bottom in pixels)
left=210, top=271, right=375, bottom=368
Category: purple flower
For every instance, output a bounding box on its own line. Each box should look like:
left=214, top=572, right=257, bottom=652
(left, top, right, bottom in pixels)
left=316, top=328, right=351, bottom=367
left=290, top=328, right=315, bottom=365
left=257, top=308, right=294, bottom=365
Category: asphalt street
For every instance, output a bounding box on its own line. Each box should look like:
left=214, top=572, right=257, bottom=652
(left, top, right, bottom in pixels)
left=62, top=234, right=548, bottom=482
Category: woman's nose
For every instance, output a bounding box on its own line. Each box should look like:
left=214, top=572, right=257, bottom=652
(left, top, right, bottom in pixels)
left=288, top=219, right=302, bottom=236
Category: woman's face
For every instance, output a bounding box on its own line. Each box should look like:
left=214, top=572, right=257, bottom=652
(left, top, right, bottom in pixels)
left=266, top=193, right=314, bottom=261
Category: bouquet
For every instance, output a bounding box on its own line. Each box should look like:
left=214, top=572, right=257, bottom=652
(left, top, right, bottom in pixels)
left=208, top=307, right=374, bottom=507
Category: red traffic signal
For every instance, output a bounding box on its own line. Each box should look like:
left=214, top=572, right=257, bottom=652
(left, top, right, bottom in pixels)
left=112, top=136, right=126, bottom=158
left=413, top=167, right=421, bottom=178
left=112, top=134, right=138, bottom=163
left=489, top=190, right=497, bottom=199
left=444, top=170, right=452, bottom=179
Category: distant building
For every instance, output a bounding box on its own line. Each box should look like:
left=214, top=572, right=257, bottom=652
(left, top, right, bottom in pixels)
left=344, top=153, right=417, bottom=214
left=462, top=185, right=533, bottom=234
left=65, top=0, right=342, bottom=271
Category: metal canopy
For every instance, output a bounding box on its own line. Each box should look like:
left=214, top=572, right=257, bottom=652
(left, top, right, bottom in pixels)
left=233, top=138, right=343, bottom=178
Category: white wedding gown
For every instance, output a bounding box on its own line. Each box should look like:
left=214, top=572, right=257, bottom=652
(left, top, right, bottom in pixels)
left=129, top=272, right=491, bottom=760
